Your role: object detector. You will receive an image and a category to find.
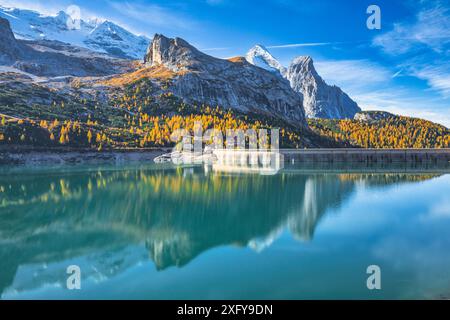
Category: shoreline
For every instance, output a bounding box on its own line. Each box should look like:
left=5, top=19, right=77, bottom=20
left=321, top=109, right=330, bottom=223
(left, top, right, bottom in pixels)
left=0, top=147, right=170, bottom=166
left=1, top=147, right=450, bottom=166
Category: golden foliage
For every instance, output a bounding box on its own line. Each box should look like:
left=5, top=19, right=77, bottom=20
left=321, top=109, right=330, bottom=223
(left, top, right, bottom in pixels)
left=309, top=117, right=450, bottom=148
left=101, top=65, right=187, bottom=86
left=227, top=56, right=246, bottom=64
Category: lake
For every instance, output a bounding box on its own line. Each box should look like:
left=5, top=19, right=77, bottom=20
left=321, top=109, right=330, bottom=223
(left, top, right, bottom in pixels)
left=1, top=162, right=450, bottom=299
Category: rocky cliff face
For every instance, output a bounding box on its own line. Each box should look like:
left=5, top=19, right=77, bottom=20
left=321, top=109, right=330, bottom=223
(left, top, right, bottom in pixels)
left=145, top=34, right=307, bottom=127
left=0, top=17, right=23, bottom=64
left=287, top=56, right=361, bottom=119
left=245, top=45, right=361, bottom=119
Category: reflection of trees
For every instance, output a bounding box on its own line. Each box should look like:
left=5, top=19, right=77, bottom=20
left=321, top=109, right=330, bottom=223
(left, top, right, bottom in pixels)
left=0, top=165, right=441, bottom=294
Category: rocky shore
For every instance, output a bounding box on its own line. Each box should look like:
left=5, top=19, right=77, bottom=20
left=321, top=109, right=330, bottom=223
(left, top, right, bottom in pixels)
left=0, top=146, right=168, bottom=166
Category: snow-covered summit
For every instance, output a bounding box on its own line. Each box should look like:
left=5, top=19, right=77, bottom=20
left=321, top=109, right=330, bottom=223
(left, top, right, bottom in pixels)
left=245, top=44, right=287, bottom=77
left=0, top=5, right=150, bottom=59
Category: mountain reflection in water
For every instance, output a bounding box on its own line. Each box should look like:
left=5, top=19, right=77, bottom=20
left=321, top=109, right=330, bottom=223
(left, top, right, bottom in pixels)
left=0, top=163, right=446, bottom=297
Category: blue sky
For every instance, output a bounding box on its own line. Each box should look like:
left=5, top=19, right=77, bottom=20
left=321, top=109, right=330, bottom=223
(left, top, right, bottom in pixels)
left=2, top=0, right=450, bottom=126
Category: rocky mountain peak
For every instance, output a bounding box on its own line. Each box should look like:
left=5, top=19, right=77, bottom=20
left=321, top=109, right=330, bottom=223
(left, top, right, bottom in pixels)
left=144, top=33, right=202, bottom=70
left=0, top=17, right=23, bottom=63
left=0, top=17, right=15, bottom=41
left=245, top=44, right=287, bottom=77
left=287, top=56, right=323, bottom=91
left=55, top=10, right=70, bottom=23
left=288, top=56, right=320, bottom=82
left=287, top=55, right=361, bottom=119
left=245, top=44, right=361, bottom=119
left=143, top=34, right=307, bottom=126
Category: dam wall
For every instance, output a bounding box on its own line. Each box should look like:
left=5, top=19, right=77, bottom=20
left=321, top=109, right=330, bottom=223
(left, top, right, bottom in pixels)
left=281, top=149, right=450, bottom=163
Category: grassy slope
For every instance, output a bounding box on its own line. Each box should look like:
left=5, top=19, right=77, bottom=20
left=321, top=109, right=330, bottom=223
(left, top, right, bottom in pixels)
left=0, top=68, right=341, bottom=150
left=1, top=66, right=448, bottom=150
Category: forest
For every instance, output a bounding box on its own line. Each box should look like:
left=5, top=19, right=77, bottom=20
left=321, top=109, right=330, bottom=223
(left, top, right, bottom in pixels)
left=1, top=76, right=449, bottom=150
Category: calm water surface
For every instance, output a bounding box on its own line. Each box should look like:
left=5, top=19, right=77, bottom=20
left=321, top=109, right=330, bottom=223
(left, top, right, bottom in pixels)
left=1, top=162, right=450, bottom=299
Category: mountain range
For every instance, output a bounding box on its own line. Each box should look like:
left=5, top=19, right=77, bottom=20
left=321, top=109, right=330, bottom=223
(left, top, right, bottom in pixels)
left=0, top=17, right=132, bottom=77
left=144, top=34, right=306, bottom=126
left=0, top=6, right=361, bottom=120
left=246, top=45, right=361, bottom=119
left=0, top=6, right=149, bottom=59
left=1, top=6, right=448, bottom=150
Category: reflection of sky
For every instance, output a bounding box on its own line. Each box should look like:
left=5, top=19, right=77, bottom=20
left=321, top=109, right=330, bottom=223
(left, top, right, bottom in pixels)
left=2, top=173, right=450, bottom=299
left=317, top=175, right=450, bottom=299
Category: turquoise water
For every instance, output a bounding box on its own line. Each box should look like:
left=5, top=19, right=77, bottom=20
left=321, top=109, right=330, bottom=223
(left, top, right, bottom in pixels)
left=1, top=162, right=450, bottom=299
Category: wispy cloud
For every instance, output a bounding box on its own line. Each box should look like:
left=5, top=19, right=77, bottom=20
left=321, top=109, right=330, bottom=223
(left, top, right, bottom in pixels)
left=201, top=47, right=231, bottom=52
left=428, top=198, right=450, bottom=219
left=314, top=58, right=450, bottom=127
left=373, top=1, right=450, bottom=99
left=373, top=2, right=450, bottom=55
left=409, top=63, right=450, bottom=97
left=108, top=1, right=197, bottom=34
left=266, top=42, right=337, bottom=49
left=314, top=59, right=392, bottom=88
left=0, top=0, right=104, bottom=24
left=351, top=89, right=450, bottom=128
left=0, top=0, right=64, bottom=16
left=392, top=69, right=403, bottom=78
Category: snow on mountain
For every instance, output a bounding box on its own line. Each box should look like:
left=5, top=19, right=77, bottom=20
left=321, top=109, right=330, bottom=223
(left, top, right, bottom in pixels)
left=245, top=44, right=287, bottom=77
left=246, top=44, right=361, bottom=119
left=0, top=16, right=132, bottom=77
left=0, top=6, right=150, bottom=59
left=84, top=21, right=150, bottom=59
left=144, top=34, right=307, bottom=126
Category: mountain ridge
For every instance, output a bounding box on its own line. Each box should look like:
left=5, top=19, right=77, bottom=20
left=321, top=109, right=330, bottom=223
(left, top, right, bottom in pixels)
left=245, top=44, right=287, bottom=77
left=144, top=34, right=307, bottom=127
left=245, top=45, right=361, bottom=119
left=287, top=55, right=361, bottom=119
left=0, top=6, right=150, bottom=59
left=0, top=16, right=132, bottom=76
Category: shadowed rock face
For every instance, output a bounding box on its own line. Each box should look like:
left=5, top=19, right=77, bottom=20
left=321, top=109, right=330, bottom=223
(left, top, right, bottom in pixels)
left=0, top=18, right=24, bottom=63
left=144, top=34, right=307, bottom=127
left=0, top=17, right=130, bottom=77
left=244, top=44, right=361, bottom=120
left=287, top=56, right=361, bottom=119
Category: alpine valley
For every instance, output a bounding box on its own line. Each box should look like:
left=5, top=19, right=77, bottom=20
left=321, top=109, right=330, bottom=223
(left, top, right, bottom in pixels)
left=0, top=7, right=449, bottom=152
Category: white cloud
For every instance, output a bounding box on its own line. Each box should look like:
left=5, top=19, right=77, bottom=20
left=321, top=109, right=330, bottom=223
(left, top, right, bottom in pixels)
left=428, top=198, right=450, bottom=219
left=200, top=47, right=231, bottom=52
left=410, top=64, right=450, bottom=97
left=366, top=1, right=450, bottom=122
left=108, top=1, right=196, bottom=33
left=0, top=0, right=64, bottom=16
left=0, top=0, right=107, bottom=24
left=373, top=3, right=450, bottom=55
left=314, top=59, right=450, bottom=127
left=266, top=42, right=337, bottom=49
left=372, top=2, right=450, bottom=98
left=314, top=59, right=392, bottom=88
left=351, top=89, right=450, bottom=128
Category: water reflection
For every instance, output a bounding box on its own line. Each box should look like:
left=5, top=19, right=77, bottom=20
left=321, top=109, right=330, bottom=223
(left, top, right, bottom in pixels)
left=0, top=163, right=446, bottom=297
